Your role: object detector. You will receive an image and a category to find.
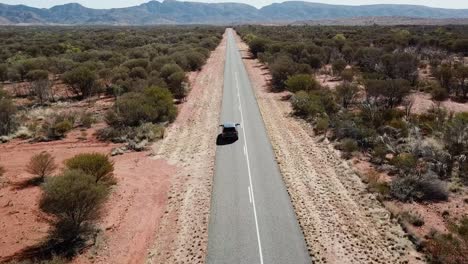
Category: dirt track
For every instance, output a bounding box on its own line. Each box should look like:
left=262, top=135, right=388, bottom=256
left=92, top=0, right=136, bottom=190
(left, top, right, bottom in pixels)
left=146, top=32, right=226, bottom=264
left=235, top=35, right=423, bottom=264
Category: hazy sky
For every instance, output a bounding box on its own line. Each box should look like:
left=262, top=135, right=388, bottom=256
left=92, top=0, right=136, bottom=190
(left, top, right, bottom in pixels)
left=1, top=0, right=468, bottom=9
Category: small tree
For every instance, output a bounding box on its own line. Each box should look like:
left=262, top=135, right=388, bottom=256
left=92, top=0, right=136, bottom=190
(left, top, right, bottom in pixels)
left=248, top=37, right=268, bottom=58
left=40, top=170, right=109, bottom=241
left=0, top=90, right=17, bottom=136
left=26, top=152, right=58, bottom=182
left=62, top=66, right=97, bottom=98
left=332, top=59, right=347, bottom=76
left=65, top=153, right=115, bottom=185
left=335, top=82, right=359, bottom=108
left=285, top=74, right=319, bottom=93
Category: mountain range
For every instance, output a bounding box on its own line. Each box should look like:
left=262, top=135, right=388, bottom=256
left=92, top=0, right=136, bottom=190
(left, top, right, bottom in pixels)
left=1, top=0, right=468, bottom=25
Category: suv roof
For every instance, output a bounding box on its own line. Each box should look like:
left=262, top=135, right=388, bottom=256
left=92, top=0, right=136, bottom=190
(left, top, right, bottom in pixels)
left=222, top=122, right=237, bottom=128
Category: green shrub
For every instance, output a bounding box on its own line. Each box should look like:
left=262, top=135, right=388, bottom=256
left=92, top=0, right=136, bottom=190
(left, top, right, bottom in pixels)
left=285, top=74, right=319, bottom=93
left=248, top=37, right=268, bottom=58
left=62, top=66, right=97, bottom=98
left=332, top=59, right=347, bottom=76
left=65, top=153, right=115, bottom=185
left=431, top=83, right=449, bottom=101
left=315, top=116, right=329, bottom=134
left=108, top=86, right=176, bottom=127
left=291, top=91, right=324, bottom=118
left=391, top=172, right=448, bottom=202
left=339, top=138, right=359, bottom=158
left=392, top=153, right=417, bottom=173
left=54, top=120, right=73, bottom=136
left=0, top=91, right=17, bottom=136
left=40, top=170, right=109, bottom=242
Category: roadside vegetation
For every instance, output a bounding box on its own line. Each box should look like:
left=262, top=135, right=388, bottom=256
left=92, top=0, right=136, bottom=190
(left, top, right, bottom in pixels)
left=0, top=26, right=222, bottom=263
left=238, top=25, right=468, bottom=263
left=0, top=26, right=222, bottom=149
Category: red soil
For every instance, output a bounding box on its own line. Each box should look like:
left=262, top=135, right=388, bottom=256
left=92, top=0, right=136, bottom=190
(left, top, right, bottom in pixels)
left=0, top=123, right=176, bottom=264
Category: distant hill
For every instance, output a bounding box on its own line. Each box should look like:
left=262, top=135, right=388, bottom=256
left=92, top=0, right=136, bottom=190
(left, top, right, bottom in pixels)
left=294, top=17, right=468, bottom=26
left=1, top=0, right=468, bottom=25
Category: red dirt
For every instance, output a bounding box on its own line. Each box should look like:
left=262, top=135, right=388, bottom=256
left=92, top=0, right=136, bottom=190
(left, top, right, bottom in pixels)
left=0, top=125, right=176, bottom=264
left=410, top=91, right=468, bottom=114
left=0, top=125, right=118, bottom=260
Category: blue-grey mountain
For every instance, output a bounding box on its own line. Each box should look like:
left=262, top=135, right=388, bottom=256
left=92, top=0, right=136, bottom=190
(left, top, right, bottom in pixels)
left=1, top=0, right=468, bottom=25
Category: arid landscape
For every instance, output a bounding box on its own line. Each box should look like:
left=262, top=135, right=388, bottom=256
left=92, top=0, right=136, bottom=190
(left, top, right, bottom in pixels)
left=1, top=1, right=468, bottom=264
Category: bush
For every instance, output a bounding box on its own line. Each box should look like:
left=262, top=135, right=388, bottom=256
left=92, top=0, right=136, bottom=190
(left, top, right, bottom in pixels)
left=285, top=74, right=319, bottom=93
left=62, top=66, right=97, bottom=98
left=400, top=211, right=425, bottom=227
left=392, top=153, right=417, bottom=173
left=291, top=91, right=325, bottom=118
left=79, top=112, right=95, bottom=128
left=431, top=82, right=449, bottom=101
left=335, top=82, right=359, bottom=108
left=133, top=123, right=165, bottom=142
left=365, top=79, right=411, bottom=108
left=332, top=59, right=347, bottom=76
left=425, top=217, right=468, bottom=264
left=339, top=138, right=359, bottom=159
left=41, top=114, right=74, bottom=140
left=0, top=91, right=17, bottom=136
left=391, top=172, right=448, bottom=202
left=40, top=170, right=109, bottom=242
left=315, top=116, right=329, bottom=134
left=108, top=86, right=176, bottom=127
left=270, top=55, right=298, bottom=90
left=248, top=37, right=268, bottom=58
left=65, top=153, right=115, bottom=185
left=26, top=152, right=57, bottom=182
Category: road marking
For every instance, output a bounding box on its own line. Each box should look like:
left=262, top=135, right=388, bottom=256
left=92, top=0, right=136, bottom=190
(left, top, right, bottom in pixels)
left=248, top=186, right=252, bottom=204
left=235, top=70, right=264, bottom=264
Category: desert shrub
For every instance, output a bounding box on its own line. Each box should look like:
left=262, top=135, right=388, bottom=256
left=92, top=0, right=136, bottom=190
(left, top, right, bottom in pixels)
left=335, top=82, right=359, bottom=108
left=65, top=153, right=114, bottom=185
left=129, top=67, right=147, bottom=80
left=40, top=170, right=109, bottom=242
left=425, top=218, right=468, bottom=264
left=108, top=86, right=176, bottom=127
left=392, top=153, right=417, bottom=173
left=431, top=82, right=449, bottom=101
left=332, top=59, right=347, bottom=76
left=371, top=143, right=389, bottom=164
left=78, top=112, right=95, bottom=128
left=26, top=70, right=48, bottom=82
left=291, top=91, right=325, bottom=118
left=315, top=116, right=329, bottom=134
left=443, top=112, right=468, bottom=157
left=62, top=66, right=97, bottom=98
left=270, top=55, right=298, bottom=90
left=0, top=91, right=17, bottom=136
left=365, top=79, right=411, bottom=109
left=185, top=51, right=206, bottom=71
left=339, top=138, right=359, bottom=159
left=248, top=37, right=268, bottom=58
left=0, top=165, right=4, bottom=177
left=26, top=152, right=57, bottom=182
left=388, top=118, right=409, bottom=137
left=285, top=74, right=319, bottom=93
left=391, top=172, right=448, bottom=202
left=41, top=114, right=75, bottom=140
left=133, top=123, right=165, bottom=142
left=365, top=171, right=390, bottom=197
left=400, top=211, right=425, bottom=227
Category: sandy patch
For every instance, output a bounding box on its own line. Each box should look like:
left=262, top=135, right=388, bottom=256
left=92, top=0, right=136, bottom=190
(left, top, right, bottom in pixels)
left=146, top=32, right=226, bottom=264
left=410, top=91, right=468, bottom=114
left=235, top=33, right=423, bottom=264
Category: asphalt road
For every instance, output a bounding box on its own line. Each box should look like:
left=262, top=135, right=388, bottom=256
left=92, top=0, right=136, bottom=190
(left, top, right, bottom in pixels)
left=207, top=29, right=311, bottom=264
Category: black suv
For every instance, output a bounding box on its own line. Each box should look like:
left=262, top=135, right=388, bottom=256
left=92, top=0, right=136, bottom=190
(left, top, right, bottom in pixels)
left=220, top=122, right=240, bottom=139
